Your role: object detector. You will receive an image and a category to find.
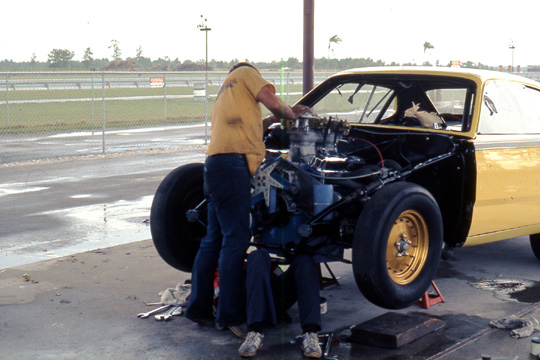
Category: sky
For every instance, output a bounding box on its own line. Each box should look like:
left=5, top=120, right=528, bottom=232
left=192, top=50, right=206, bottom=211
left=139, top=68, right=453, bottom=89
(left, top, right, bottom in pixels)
left=2, top=0, right=540, bottom=67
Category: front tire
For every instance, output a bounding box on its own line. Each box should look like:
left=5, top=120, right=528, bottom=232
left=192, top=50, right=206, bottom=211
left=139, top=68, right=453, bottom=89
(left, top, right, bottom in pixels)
left=529, top=234, right=540, bottom=261
left=352, top=182, right=443, bottom=309
left=150, top=163, right=206, bottom=272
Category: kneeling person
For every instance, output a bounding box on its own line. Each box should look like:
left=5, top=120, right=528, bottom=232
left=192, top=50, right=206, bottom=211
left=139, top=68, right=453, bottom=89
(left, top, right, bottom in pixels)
left=239, top=249, right=322, bottom=358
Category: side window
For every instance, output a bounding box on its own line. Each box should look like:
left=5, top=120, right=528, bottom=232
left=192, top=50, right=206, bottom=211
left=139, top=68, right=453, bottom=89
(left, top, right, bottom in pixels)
left=426, top=88, right=468, bottom=131
left=519, top=86, right=540, bottom=133
left=426, top=88, right=467, bottom=114
left=479, top=80, right=540, bottom=134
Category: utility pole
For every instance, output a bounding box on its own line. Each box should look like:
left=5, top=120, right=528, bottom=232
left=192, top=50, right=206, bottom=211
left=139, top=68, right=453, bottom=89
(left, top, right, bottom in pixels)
left=198, top=15, right=211, bottom=144
left=509, top=40, right=515, bottom=73
left=303, top=0, right=314, bottom=95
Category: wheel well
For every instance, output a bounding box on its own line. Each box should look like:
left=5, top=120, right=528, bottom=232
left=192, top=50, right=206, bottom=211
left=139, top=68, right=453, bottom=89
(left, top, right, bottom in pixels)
left=405, top=141, right=475, bottom=248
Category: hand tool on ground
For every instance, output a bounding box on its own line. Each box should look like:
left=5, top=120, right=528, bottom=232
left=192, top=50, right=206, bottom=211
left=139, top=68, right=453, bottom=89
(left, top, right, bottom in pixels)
left=137, top=304, right=171, bottom=318
left=324, top=333, right=333, bottom=357
left=171, top=306, right=184, bottom=316
left=320, top=333, right=339, bottom=360
left=144, top=302, right=163, bottom=306
left=155, top=305, right=181, bottom=321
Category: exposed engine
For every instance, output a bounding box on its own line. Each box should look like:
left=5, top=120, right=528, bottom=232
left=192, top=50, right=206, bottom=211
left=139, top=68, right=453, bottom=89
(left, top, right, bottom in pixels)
left=287, top=114, right=350, bottom=165
left=250, top=114, right=390, bottom=259
left=250, top=110, right=459, bottom=260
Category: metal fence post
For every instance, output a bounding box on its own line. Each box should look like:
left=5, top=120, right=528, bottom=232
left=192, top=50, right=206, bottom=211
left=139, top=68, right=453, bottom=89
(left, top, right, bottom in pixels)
left=287, top=71, right=290, bottom=103
left=163, top=74, right=167, bottom=121
left=204, top=73, right=208, bottom=145
left=91, top=72, right=95, bottom=135
left=5, top=74, right=9, bottom=127
left=101, top=72, right=106, bottom=154
left=280, top=67, right=285, bottom=105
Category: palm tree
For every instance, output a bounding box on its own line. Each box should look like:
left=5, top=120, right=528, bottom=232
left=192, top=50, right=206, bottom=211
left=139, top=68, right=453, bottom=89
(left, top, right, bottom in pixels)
left=328, top=35, right=342, bottom=69
left=423, top=41, right=435, bottom=53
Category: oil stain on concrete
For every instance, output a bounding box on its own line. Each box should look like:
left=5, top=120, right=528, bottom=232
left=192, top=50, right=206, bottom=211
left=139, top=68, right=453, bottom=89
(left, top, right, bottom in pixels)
left=471, top=278, right=540, bottom=304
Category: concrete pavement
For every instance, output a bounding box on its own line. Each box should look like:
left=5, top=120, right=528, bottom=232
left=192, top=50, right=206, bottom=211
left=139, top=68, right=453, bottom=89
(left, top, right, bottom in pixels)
left=2, top=237, right=540, bottom=360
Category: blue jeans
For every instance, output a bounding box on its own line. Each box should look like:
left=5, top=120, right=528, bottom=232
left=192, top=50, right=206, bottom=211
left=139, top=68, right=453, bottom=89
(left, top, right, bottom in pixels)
left=245, top=249, right=321, bottom=331
left=185, top=154, right=251, bottom=327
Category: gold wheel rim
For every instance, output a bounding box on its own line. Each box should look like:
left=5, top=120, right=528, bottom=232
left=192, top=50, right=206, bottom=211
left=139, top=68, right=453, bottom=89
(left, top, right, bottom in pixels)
left=386, top=209, right=429, bottom=285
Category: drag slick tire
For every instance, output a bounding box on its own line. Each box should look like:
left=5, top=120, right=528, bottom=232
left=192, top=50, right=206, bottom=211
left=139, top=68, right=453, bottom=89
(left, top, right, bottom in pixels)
left=352, top=182, right=443, bottom=309
left=529, top=234, right=540, bottom=261
left=150, top=163, right=206, bottom=272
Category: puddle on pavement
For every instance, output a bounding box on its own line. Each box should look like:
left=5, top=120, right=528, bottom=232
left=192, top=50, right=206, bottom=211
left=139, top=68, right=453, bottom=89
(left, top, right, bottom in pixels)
left=1, top=195, right=153, bottom=269
left=471, top=278, right=540, bottom=303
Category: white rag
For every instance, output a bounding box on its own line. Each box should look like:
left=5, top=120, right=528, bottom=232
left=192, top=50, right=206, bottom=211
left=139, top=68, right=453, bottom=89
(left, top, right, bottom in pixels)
left=490, top=316, right=540, bottom=338
left=159, top=283, right=191, bottom=306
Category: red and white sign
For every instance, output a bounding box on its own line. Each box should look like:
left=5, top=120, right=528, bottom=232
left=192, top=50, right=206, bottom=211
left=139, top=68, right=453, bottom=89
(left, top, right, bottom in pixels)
left=150, top=77, right=165, bottom=87
left=450, top=60, right=461, bottom=68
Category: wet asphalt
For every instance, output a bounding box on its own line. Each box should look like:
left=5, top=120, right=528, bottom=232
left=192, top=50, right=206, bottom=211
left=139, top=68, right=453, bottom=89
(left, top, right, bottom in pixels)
left=0, top=147, right=205, bottom=268
left=2, top=150, right=540, bottom=359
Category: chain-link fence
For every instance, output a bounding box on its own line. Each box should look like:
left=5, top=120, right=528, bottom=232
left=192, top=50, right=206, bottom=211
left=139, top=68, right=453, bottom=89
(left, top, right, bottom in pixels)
left=0, top=71, right=333, bottom=164
left=2, top=70, right=539, bottom=164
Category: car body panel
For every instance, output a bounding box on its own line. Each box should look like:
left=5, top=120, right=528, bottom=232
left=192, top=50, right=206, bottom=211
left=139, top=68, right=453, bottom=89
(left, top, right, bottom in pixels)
left=466, top=135, right=540, bottom=245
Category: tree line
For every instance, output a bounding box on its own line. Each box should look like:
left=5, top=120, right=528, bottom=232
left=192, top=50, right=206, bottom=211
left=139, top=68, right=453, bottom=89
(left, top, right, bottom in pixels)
left=0, top=40, right=494, bottom=72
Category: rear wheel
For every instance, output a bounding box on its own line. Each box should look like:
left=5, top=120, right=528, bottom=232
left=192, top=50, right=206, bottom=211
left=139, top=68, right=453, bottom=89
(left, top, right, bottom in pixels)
left=529, top=234, right=540, bottom=261
left=352, top=182, right=443, bottom=309
left=150, top=163, right=206, bottom=272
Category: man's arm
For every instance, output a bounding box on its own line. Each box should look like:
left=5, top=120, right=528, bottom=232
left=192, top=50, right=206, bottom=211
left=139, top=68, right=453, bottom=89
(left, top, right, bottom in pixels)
left=257, top=85, right=309, bottom=124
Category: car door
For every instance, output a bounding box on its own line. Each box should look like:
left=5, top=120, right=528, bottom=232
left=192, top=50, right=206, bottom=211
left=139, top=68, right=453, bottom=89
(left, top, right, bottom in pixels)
left=467, top=79, right=540, bottom=245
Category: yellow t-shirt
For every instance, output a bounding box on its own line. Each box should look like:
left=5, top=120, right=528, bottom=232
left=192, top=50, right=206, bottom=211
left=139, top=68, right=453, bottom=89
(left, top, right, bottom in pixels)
left=206, top=66, right=275, bottom=175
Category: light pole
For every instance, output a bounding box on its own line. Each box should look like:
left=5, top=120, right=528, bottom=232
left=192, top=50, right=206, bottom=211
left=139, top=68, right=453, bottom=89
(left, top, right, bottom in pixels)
left=198, top=15, right=211, bottom=144
left=509, top=40, right=515, bottom=73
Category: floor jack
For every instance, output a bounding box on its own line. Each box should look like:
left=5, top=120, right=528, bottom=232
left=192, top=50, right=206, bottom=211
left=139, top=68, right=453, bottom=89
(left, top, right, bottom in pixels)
left=416, top=281, right=445, bottom=309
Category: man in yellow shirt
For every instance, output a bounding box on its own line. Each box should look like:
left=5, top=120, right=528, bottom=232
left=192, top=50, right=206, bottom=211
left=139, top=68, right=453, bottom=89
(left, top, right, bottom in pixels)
left=185, top=63, right=308, bottom=337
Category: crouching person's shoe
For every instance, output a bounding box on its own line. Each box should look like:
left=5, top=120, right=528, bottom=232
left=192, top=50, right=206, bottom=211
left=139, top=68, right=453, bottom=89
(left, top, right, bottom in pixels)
left=301, top=332, right=322, bottom=358
left=239, top=331, right=264, bottom=357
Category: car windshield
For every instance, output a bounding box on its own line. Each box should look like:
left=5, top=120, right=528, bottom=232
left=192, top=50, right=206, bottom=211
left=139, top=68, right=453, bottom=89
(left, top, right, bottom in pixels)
left=311, top=83, right=395, bottom=124
left=309, top=75, right=476, bottom=132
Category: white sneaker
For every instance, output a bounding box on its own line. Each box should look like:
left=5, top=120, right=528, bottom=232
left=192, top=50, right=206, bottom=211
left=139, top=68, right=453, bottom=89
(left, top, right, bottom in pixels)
left=301, top=332, right=322, bottom=358
left=239, top=331, right=264, bottom=357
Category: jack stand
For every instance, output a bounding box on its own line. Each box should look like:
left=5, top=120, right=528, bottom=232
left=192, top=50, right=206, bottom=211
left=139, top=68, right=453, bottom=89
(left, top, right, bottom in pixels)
left=318, top=263, right=340, bottom=289
left=416, top=281, right=445, bottom=309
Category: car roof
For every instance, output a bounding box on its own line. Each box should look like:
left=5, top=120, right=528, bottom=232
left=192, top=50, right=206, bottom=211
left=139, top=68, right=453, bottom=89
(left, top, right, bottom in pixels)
left=332, top=66, right=540, bottom=87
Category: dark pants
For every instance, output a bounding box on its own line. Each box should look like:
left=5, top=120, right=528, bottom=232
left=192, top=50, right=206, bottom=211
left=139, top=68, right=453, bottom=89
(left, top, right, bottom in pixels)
left=185, top=154, right=251, bottom=327
left=245, top=249, right=321, bottom=332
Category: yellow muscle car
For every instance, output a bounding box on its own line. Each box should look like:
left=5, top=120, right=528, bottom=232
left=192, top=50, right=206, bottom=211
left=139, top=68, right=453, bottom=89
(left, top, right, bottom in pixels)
left=150, top=67, right=540, bottom=309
